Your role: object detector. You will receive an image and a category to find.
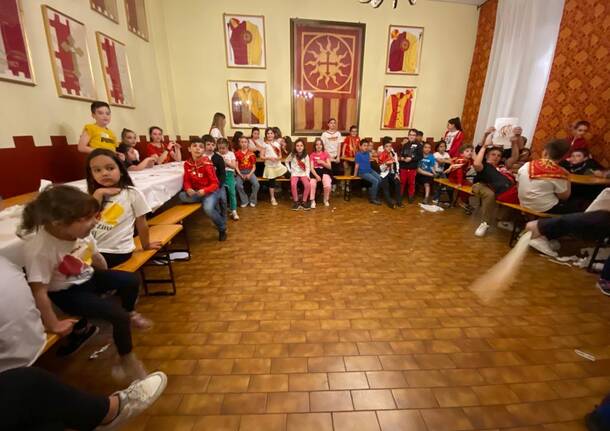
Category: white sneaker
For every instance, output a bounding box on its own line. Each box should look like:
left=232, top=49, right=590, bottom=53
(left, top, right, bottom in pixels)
left=271, top=199, right=278, bottom=206
left=240, top=203, right=248, bottom=208
left=96, top=372, right=168, bottom=430
left=310, top=200, right=316, bottom=209
left=497, top=221, right=514, bottom=231
left=529, top=236, right=558, bottom=257
left=249, top=202, right=256, bottom=207
left=475, top=222, right=489, bottom=237
left=324, top=201, right=330, bottom=207
left=230, top=210, right=239, bottom=221
left=130, top=312, right=153, bottom=331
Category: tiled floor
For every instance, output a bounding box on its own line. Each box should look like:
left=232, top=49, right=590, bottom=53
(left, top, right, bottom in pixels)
left=39, top=196, right=610, bottom=430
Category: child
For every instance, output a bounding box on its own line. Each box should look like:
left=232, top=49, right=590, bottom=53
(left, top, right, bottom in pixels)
left=560, top=148, right=602, bottom=175
left=342, top=125, right=360, bottom=176
left=78, top=101, right=118, bottom=154
left=204, top=136, right=228, bottom=217
left=354, top=139, right=382, bottom=205
left=235, top=135, right=260, bottom=207
left=217, top=139, right=239, bottom=221
left=231, top=131, right=244, bottom=151
left=399, top=129, right=422, bottom=203
left=446, top=144, right=474, bottom=212
left=261, top=127, right=287, bottom=206
left=416, top=130, right=425, bottom=144
left=21, top=185, right=150, bottom=380
left=146, top=126, right=181, bottom=164
left=321, top=118, right=343, bottom=179
left=378, top=137, right=402, bottom=208
left=179, top=137, right=226, bottom=241
left=280, top=136, right=293, bottom=158
left=432, top=141, right=450, bottom=204
left=309, top=138, right=332, bottom=208
left=120, top=128, right=140, bottom=160
left=117, top=129, right=156, bottom=171
left=564, top=120, right=590, bottom=159
left=86, top=149, right=161, bottom=267
left=417, top=142, right=437, bottom=204
left=444, top=117, right=464, bottom=158
left=209, top=112, right=226, bottom=141
left=249, top=127, right=264, bottom=153
left=286, top=138, right=311, bottom=210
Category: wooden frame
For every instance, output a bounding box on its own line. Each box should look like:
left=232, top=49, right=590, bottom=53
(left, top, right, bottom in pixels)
left=290, top=18, right=366, bottom=135
left=223, top=13, right=266, bottom=69
left=380, top=86, right=417, bottom=130
left=385, top=24, right=424, bottom=75
left=95, top=32, right=135, bottom=108
left=227, top=80, right=268, bottom=129
left=41, top=5, right=96, bottom=102
left=124, top=0, right=148, bottom=41
left=90, top=0, right=119, bottom=24
left=0, top=0, right=36, bottom=85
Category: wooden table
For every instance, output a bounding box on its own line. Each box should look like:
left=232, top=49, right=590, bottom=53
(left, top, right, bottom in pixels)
left=569, top=174, right=610, bottom=186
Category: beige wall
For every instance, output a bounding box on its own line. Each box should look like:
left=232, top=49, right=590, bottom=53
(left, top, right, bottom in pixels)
left=153, top=0, right=479, bottom=140
left=0, top=0, right=168, bottom=148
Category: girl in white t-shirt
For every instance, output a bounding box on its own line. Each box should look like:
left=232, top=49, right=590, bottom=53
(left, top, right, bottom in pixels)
left=321, top=118, right=343, bottom=192
left=286, top=138, right=311, bottom=211
left=218, top=139, right=239, bottom=221
left=21, top=185, right=151, bottom=381
left=209, top=112, right=226, bottom=141
left=261, top=127, right=288, bottom=205
left=86, top=149, right=161, bottom=268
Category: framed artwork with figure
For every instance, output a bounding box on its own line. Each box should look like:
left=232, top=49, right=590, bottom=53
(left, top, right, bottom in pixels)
left=381, top=86, right=416, bottom=130
left=90, top=0, right=119, bottom=24
left=124, top=0, right=148, bottom=41
left=96, top=32, right=135, bottom=108
left=385, top=25, right=423, bottom=75
left=223, top=13, right=266, bottom=69
left=42, top=5, right=96, bottom=101
left=227, top=80, right=267, bottom=128
left=0, top=0, right=35, bottom=85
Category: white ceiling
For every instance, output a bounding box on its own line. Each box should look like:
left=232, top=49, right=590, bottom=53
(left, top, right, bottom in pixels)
left=427, top=0, right=487, bottom=5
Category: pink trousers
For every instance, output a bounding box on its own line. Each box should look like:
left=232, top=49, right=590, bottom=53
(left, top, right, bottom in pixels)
left=309, top=174, right=332, bottom=200
left=290, top=176, right=311, bottom=202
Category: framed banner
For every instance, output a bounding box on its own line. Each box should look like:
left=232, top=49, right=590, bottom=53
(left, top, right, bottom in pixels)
left=90, top=0, right=119, bottom=24
left=0, top=0, right=35, bottom=85
left=223, top=14, right=266, bottom=69
left=291, top=19, right=365, bottom=135
left=124, top=0, right=148, bottom=41
left=42, top=5, right=96, bottom=101
left=385, top=25, right=423, bottom=75
left=381, top=86, right=416, bottom=130
left=227, top=80, right=267, bottom=128
left=96, top=32, right=134, bottom=108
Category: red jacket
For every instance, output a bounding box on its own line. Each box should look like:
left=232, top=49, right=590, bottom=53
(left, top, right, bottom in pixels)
left=446, top=130, right=465, bottom=158
left=183, top=157, right=219, bottom=194
left=562, top=137, right=588, bottom=160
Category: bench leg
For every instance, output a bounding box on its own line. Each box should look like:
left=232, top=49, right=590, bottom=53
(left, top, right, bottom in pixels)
left=344, top=181, right=351, bottom=201
left=141, top=248, right=177, bottom=296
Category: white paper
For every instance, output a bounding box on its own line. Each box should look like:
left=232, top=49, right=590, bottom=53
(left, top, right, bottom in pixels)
left=492, top=117, right=519, bottom=148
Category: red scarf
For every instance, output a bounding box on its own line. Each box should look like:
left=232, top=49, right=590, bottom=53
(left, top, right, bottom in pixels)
left=296, top=156, right=306, bottom=171
left=272, top=144, right=281, bottom=157
left=529, top=159, right=569, bottom=180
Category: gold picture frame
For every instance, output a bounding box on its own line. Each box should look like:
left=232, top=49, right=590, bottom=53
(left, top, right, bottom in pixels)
left=223, top=13, right=267, bottom=69
left=380, top=85, right=417, bottom=130
left=0, top=0, right=36, bottom=86
left=385, top=24, right=424, bottom=75
left=90, top=0, right=119, bottom=24
left=227, top=80, right=268, bottom=128
left=95, top=32, right=135, bottom=108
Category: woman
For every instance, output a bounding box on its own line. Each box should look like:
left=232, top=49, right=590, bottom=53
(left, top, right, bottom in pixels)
left=445, top=117, right=464, bottom=158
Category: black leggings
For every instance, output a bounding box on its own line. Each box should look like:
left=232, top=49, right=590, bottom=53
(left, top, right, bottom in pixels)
left=49, top=270, right=139, bottom=355
left=101, top=252, right=132, bottom=268
left=0, top=367, right=108, bottom=431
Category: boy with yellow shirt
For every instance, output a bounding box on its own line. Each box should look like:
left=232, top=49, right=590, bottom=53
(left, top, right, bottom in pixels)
left=78, top=101, right=119, bottom=154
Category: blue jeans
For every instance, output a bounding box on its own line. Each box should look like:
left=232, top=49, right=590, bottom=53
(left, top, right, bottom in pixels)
left=360, top=171, right=381, bottom=201
left=179, top=190, right=226, bottom=232
left=235, top=170, right=260, bottom=205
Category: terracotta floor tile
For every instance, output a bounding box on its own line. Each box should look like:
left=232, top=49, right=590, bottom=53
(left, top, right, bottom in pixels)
left=403, top=370, right=450, bottom=387
left=472, top=385, right=521, bottom=405
left=218, top=345, right=256, bottom=358
left=309, top=390, right=353, bottom=412
left=267, top=392, right=310, bottom=413
left=420, top=408, right=474, bottom=431
left=156, top=359, right=197, bottom=375
left=286, top=413, right=333, bottom=431
left=165, top=376, right=211, bottom=394
left=357, top=342, right=395, bottom=355
left=145, top=416, right=196, bottom=431
left=207, top=332, right=242, bottom=345
left=351, top=389, right=396, bottom=410
left=433, top=387, right=480, bottom=407
left=366, top=371, right=408, bottom=388
left=288, top=343, right=325, bottom=357
left=255, top=344, right=289, bottom=358
left=323, top=342, right=359, bottom=356
left=249, top=374, right=289, bottom=392
left=195, top=359, right=234, bottom=375
left=232, top=358, right=272, bottom=374
left=413, top=353, right=456, bottom=369
left=328, top=372, right=369, bottom=390
left=307, top=356, right=346, bottom=372
left=392, top=388, right=439, bottom=408
left=510, top=382, right=559, bottom=402
left=378, top=355, right=419, bottom=371
left=333, top=411, right=381, bottom=431
left=192, top=415, right=241, bottom=431
left=239, top=414, right=286, bottom=431
left=147, top=394, right=183, bottom=416
left=271, top=358, right=308, bottom=373
left=377, top=410, right=427, bottom=431
left=222, top=393, right=267, bottom=414
left=207, top=375, right=250, bottom=393
left=289, top=373, right=329, bottom=391
left=177, top=394, right=224, bottom=415
left=344, top=355, right=382, bottom=371
left=463, top=405, right=522, bottom=429
left=441, top=369, right=486, bottom=386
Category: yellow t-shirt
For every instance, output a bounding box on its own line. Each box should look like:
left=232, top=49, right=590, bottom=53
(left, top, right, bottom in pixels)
left=84, top=123, right=118, bottom=151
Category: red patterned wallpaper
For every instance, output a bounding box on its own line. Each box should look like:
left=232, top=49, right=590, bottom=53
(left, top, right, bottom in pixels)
left=532, top=0, right=610, bottom=166
left=460, top=0, right=498, bottom=144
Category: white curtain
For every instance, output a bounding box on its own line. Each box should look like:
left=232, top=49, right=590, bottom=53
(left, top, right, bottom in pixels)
left=473, top=0, right=565, bottom=146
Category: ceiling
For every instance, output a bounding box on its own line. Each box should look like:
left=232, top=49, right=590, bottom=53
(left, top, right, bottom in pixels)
left=427, top=0, right=487, bottom=5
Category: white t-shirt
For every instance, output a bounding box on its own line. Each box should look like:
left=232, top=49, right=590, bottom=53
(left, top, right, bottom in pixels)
left=321, top=131, right=342, bottom=159
left=24, top=228, right=98, bottom=292
left=248, top=138, right=263, bottom=152
left=222, top=151, right=236, bottom=173
left=287, top=154, right=310, bottom=177
left=91, top=187, right=151, bottom=254
left=517, top=162, right=569, bottom=212
left=210, top=128, right=223, bottom=140
left=445, top=130, right=459, bottom=152
left=262, top=141, right=282, bottom=167
left=433, top=151, right=451, bottom=173
left=0, top=256, right=46, bottom=373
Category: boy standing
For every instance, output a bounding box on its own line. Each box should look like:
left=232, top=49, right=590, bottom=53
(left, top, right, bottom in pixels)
left=399, top=129, right=423, bottom=203
left=78, top=101, right=118, bottom=154
left=203, top=135, right=228, bottom=218
left=378, top=137, right=402, bottom=208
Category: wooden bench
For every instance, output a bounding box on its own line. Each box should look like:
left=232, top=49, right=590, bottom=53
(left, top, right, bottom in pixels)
left=149, top=203, right=200, bottom=260
left=1, top=191, right=38, bottom=209
left=257, top=175, right=361, bottom=201
left=114, top=224, right=183, bottom=296
left=42, top=333, right=60, bottom=354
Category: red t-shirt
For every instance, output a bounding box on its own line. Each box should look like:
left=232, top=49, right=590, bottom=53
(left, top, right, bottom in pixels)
left=235, top=150, right=257, bottom=171
left=146, top=142, right=177, bottom=164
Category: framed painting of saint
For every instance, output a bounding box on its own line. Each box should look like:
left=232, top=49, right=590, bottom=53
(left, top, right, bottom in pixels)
left=0, top=0, right=35, bottom=85
left=227, top=80, right=267, bottom=128
left=223, top=14, right=266, bottom=68
left=124, top=0, right=148, bottom=41
left=381, top=86, right=416, bottom=130
left=90, top=0, right=119, bottom=24
left=96, top=32, right=134, bottom=108
left=385, top=25, right=423, bottom=75
left=41, top=5, right=96, bottom=101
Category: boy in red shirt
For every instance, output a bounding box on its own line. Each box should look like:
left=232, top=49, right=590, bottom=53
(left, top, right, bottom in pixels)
left=341, top=125, right=360, bottom=176
left=179, top=136, right=226, bottom=241
left=235, top=135, right=260, bottom=207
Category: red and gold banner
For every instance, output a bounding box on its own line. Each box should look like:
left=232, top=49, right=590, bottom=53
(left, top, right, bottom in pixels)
left=291, top=19, right=365, bottom=135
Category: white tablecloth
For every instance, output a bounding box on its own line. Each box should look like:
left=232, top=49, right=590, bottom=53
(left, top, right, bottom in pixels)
left=0, top=162, right=184, bottom=267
